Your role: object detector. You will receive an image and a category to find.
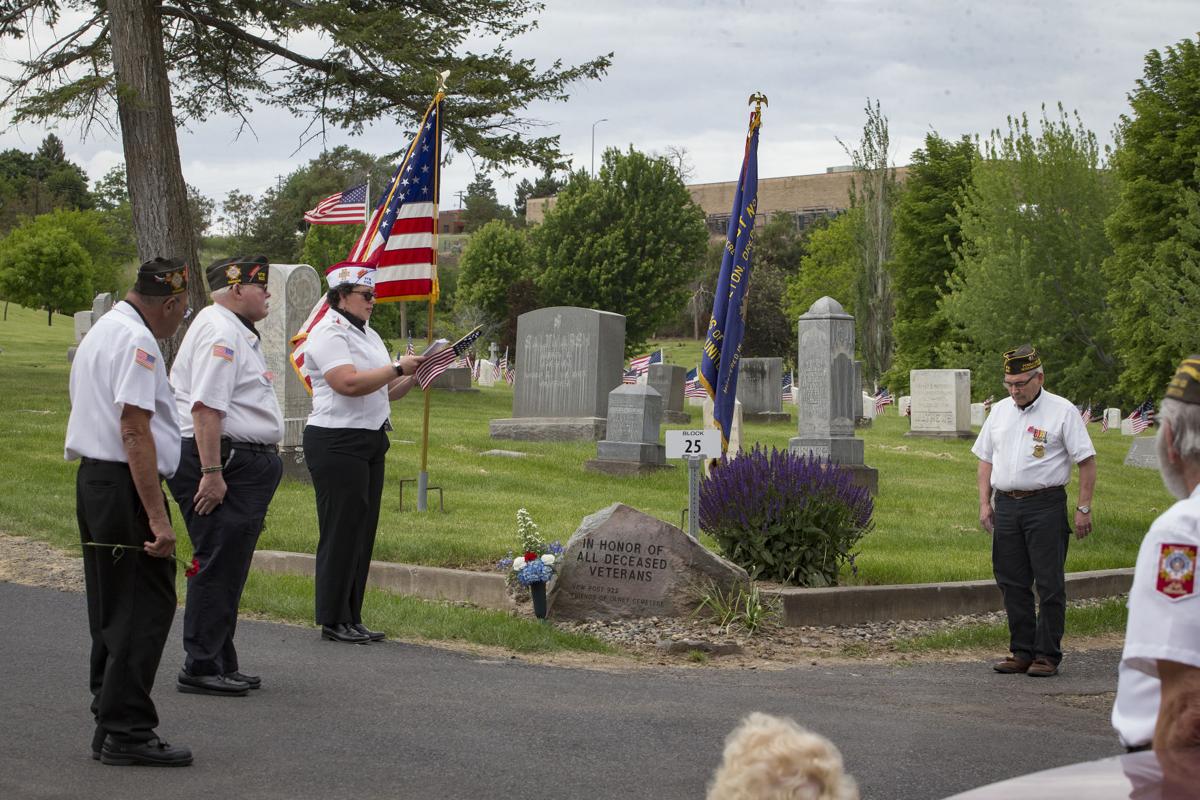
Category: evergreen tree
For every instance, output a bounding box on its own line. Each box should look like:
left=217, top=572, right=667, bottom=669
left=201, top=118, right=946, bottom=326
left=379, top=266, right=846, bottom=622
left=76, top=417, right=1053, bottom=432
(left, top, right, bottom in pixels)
left=1103, top=35, right=1200, bottom=401
left=884, top=133, right=977, bottom=394
left=462, top=174, right=514, bottom=232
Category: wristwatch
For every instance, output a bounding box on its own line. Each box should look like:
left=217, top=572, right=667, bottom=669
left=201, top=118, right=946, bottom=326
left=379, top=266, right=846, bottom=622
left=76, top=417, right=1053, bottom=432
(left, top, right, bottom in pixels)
left=1076, top=505, right=1091, bottom=514
left=392, top=360, right=405, bottom=377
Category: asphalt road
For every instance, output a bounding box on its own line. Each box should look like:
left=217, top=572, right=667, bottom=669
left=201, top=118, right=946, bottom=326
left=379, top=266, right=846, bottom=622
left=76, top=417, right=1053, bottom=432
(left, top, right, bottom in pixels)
left=0, top=581, right=1125, bottom=799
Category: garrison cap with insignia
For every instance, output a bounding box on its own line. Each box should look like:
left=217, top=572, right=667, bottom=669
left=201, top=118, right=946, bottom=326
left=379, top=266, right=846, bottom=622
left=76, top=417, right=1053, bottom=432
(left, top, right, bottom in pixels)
left=134, top=257, right=188, bottom=296
left=326, top=260, right=376, bottom=290
left=1166, top=355, right=1200, bottom=406
left=206, top=255, right=269, bottom=290
left=1003, top=344, right=1042, bottom=375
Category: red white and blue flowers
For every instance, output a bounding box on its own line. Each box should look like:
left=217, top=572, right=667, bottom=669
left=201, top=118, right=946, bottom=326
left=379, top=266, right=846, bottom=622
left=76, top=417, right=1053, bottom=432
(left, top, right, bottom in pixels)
left=497, top=508, right=564, bottom=587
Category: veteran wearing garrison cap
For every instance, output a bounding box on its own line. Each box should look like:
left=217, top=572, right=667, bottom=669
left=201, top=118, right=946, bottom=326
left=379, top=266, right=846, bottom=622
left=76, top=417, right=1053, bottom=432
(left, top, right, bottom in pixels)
left=972, top=345, right=1097, bottom=678
left=300, top=263, right=424, bottom=644
left=1113, top=356, right=1200, bottom=753
left=65, top=257, right=193, bottom=766
left=166, top=256, right=284, bottom=697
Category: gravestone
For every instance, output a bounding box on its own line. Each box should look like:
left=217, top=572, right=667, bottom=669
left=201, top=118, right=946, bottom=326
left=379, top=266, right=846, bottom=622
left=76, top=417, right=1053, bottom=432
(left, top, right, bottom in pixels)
left=899, top=395, right=911, bottom=417
left=853, top=361, right=868, bottom=427
left=1125, top=437, right=1160, bottom=470
left=789, top=297, right=877, bottom=494
left=585, top=385, right=670, bottom=475
left=260, top=263, right=322, bottom=482
left=703, top=397, right=744, bottom=457
left=490, top=307, right=625, bottom=441
left=1121, top=418, right=1135, bottom=436
left=1104, top=408, right=1122, bottom=430
left=549, top=503, right=749, bottom=621
left=647, top=363, right=689, bottom=424
left=736, top=357, right=789, bottom=424
left=73, top=311, right=93, bottom=344
left=91, top=292, right=113, bottom=320
left=970, top=403, right=987, bottom=427
left=430, top=366, right=476, bottom=392
left=907, top=369, right=973, bottom=439
left=477, top=358, right=496, bottom=387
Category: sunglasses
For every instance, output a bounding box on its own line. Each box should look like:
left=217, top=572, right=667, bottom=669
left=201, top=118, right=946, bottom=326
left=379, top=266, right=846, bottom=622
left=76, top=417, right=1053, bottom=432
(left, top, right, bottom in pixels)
left=349, top=290, right=376, bottom=302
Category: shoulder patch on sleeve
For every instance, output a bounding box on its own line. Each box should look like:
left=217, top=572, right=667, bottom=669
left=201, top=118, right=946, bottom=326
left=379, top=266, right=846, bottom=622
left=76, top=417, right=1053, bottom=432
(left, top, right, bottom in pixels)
left=212, top=344, right=235, bottom=361
left=134, top=348, right=156, bottom=371
left=1157, top=543, right=1198, bottom=600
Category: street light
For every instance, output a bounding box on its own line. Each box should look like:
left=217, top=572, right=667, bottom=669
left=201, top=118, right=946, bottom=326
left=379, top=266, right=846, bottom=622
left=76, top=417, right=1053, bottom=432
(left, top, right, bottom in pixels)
left=591, top=118, right=608, bottom=178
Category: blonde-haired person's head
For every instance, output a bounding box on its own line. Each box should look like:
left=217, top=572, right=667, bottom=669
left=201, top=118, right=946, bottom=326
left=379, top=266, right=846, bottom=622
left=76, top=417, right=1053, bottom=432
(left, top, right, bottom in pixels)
left=706, top=713, right=858, bottom=800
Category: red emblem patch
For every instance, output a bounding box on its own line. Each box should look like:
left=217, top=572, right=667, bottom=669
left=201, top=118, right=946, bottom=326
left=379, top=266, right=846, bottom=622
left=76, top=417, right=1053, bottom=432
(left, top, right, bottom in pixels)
left=1156, top=543, right=1198, bottom=600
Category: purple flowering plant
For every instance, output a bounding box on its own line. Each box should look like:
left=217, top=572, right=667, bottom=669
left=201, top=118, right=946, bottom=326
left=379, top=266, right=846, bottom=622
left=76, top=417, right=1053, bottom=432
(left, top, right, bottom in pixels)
left=698, top=446, right=873, bottom=587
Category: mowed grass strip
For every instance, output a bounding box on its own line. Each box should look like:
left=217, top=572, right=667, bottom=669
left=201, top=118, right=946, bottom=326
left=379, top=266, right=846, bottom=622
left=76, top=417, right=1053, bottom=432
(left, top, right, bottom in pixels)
left=0, top=303, right=1171, bottom=592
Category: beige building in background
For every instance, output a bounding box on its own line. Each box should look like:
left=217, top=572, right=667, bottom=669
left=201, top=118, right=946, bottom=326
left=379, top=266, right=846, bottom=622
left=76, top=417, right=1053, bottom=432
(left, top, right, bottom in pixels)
left=524, top=165, right=909, bottom=234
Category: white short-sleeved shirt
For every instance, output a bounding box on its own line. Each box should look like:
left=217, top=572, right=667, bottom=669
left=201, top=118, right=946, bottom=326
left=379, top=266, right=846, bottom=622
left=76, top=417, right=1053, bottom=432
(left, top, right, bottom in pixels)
left=303, top=310, right=392, bottom=430
left=971, top=389, right=1096, bottom=491
left=1112, top=483, right=1200, bottom=747
left=170, top=303, right=283, bottom=444
left=65, top=301, right=182, bottom=478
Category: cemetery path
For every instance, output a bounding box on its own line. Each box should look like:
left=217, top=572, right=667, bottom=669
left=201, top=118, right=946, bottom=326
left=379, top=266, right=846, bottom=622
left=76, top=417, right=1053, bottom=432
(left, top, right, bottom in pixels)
left=1, top=580, right=1122, bottom=800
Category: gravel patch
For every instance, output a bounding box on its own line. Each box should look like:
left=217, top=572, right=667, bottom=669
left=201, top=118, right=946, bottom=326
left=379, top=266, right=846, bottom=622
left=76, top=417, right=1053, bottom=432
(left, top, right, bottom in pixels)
left=0, top=533, right=84, bottom=593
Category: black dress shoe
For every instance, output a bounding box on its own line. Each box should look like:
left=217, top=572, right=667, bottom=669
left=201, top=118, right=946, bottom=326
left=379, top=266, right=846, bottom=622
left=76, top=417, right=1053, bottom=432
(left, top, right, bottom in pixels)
left=101, top=737, right=193, bottom=767
left=222, top=671, right=262, bottom=689
left=351, top=623, right=386, bottom=642
left=321, top=623, right=370, bottom=644
left=177, top=670, right=250, bottom=696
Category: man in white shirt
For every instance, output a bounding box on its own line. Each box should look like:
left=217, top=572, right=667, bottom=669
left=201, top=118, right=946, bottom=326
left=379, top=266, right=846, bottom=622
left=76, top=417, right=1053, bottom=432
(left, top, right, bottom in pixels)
left=65, top=257, right=193, bottom=766
left=972, top=345, right=1097, bottom=677
left=167, top=256, right=284, bottom=696
left=1113, top=355, right=1200, bottom=752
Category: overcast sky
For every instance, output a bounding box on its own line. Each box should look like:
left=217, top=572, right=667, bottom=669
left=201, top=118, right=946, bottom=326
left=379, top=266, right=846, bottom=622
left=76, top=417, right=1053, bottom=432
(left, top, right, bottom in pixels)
left=1, top=1, right=1196, bottom=219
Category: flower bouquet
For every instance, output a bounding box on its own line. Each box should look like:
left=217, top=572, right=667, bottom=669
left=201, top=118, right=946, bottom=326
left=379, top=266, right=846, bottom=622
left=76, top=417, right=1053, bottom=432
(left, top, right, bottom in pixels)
left=497, top=509, right=564, bottom=619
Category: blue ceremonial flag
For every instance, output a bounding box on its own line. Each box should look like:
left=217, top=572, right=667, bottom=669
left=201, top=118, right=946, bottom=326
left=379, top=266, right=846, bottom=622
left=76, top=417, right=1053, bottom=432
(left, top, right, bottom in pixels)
left=699, top=101, right=763, bottom=453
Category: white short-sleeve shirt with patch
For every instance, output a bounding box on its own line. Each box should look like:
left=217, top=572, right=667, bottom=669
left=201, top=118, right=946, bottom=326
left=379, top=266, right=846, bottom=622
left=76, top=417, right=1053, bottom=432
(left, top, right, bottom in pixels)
left=971, top=389, right=1096, bottom=491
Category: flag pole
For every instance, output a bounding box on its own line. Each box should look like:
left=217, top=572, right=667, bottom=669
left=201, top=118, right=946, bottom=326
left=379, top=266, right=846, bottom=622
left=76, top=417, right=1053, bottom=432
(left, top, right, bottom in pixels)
left=416, top=70, right=449, bottom=513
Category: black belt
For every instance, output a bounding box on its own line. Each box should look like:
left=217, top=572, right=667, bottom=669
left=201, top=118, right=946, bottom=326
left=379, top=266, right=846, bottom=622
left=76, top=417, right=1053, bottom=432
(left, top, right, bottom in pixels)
left=182, top=437, right=279, bottom=456
left=996, top=485, right=1064, bottom=500
left=81, top=456, right=124, bottom=467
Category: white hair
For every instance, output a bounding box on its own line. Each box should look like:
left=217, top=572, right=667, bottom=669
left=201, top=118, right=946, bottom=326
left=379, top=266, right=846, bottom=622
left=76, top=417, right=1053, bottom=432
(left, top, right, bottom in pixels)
left=706, top=713, right=858, bottom=800
left=211, top=286, right=232, bottom=300
left=1159, top=397, right=1200, bottom=464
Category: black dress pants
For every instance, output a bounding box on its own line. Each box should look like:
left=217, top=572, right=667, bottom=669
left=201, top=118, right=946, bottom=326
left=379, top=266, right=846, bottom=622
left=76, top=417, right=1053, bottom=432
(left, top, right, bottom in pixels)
left=168, top=440, right=282, bottom=676
left=304, top=425, right=389, bottom=626
left=992, top=487, right=1071, bottom=664
left=76, top=460, right=176, bottom=744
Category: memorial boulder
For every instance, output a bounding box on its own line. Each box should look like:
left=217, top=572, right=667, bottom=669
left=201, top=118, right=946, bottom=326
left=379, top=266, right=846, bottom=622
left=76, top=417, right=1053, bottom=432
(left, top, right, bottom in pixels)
left=549, top=503, right=749, bottom=621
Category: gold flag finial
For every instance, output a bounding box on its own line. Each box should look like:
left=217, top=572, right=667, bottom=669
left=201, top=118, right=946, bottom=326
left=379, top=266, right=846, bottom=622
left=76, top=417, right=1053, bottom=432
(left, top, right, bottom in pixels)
left=436, top=70, right=450, bottom=93
left=748, top=92, right=768, bottom=110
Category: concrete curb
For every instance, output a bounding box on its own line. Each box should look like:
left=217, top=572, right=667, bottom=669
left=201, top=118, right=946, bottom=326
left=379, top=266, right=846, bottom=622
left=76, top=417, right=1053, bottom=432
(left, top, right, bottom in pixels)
left=761, top=568, right=1134, bottom=626
left=252, top=550, right=514, bottom=612
left=253, top=551, right=1133, bottom=627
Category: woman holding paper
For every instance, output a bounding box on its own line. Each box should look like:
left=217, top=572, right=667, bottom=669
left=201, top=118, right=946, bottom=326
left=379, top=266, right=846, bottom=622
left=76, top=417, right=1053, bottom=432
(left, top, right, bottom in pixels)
left=300, top=263, right=424, bottom=644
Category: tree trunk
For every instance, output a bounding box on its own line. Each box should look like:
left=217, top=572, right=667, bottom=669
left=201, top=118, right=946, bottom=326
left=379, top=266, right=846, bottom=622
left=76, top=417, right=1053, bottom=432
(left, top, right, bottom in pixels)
left=108, top=0, right=203, bottom=365
left=47, top=306, right=52, bottom=326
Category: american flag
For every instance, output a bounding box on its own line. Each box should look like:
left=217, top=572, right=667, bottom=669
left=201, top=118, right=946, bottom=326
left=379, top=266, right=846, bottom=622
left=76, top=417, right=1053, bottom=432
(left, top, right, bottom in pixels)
left=303, top=183, right=368, bottom=226
left=1101, top=411, right=1110, bottom=433
left=1129, top=400, right=1156, bottom=434
left=627, top=349, right=662, bottom=377
left=1079, top=404, right=1092, bottom=425
left=622, top=369, right=639, bottom=385
left=684, top=367, right=706, bottom=398
left=405, top=336, right=415, bottom=356
left=499, top=349, right=515, bottom=385
left=345, top=94, right=442, bottom=303
left=782, top=372, right=793, bottom=404
left=874, top=387, right=893, bottom=414
left=414, top=328, right=483, bottom=389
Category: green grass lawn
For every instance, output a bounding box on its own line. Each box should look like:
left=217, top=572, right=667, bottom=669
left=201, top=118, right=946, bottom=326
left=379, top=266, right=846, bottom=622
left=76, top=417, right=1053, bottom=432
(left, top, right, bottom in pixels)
left=0, top=303, right=1170, bottom=590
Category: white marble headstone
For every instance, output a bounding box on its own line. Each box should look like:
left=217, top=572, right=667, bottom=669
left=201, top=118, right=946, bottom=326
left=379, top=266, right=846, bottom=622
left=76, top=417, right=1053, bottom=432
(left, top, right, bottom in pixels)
left=702, top=397, right=743, bottom=457
left=1104, top=408, right=1122, bottom=430
left=909, top=369, right=972, bottom=437
left=260, top=264, right=322, bottom=449
left=477, top=358, right=496, bottom=387
left=899, top=395, right=911, bottom=416
left=970, top=403, right=986, bottom=427
left=861, top=391, right=876, bottom=419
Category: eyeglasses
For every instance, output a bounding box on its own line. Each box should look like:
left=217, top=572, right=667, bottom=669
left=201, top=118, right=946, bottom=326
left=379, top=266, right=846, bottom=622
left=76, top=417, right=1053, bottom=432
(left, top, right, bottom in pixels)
left=350, top=290, right=375, bottom=302
left=1004, top=373, right=1039, bottom=390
